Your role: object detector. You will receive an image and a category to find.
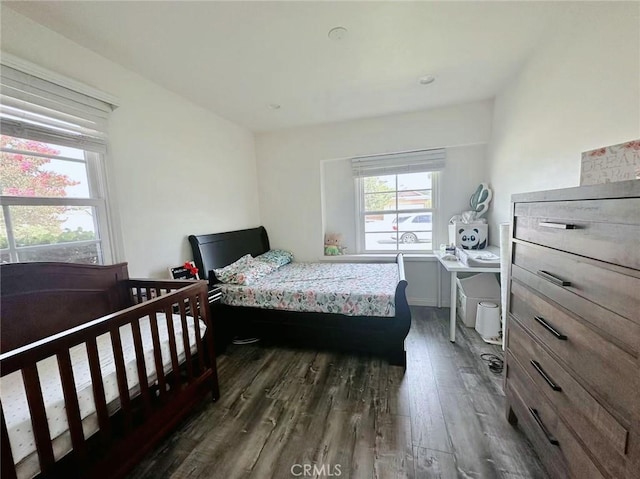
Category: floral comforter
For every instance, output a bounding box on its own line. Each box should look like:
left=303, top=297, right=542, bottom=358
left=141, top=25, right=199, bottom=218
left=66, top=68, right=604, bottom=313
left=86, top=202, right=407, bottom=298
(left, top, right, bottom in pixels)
left=218, top=262, right=399, bottom=317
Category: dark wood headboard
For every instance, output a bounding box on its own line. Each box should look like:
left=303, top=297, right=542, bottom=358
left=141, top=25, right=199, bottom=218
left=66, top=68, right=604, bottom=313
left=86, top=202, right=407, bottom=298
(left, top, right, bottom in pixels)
left=188, top=226, right=270, bottom=281
left=0, top=262, right=131, bottom=352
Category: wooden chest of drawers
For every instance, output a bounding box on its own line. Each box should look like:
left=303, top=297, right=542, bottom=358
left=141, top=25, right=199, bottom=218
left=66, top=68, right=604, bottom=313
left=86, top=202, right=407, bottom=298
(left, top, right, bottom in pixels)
left=504, top=180, right=640, bottom=479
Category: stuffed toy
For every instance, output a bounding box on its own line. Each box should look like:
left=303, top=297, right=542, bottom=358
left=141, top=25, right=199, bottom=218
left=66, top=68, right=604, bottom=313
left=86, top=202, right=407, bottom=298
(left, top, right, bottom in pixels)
left=324, top=232, right=345, bottom=256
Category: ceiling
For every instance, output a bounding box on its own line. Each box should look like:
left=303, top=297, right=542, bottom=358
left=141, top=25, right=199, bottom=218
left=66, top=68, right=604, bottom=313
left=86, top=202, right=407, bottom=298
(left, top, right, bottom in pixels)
left=5, top=1, right=580, bottom=132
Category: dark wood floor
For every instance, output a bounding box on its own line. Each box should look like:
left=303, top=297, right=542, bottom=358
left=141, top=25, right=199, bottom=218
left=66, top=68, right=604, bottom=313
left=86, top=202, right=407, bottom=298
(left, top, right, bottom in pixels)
left=128, top=307, right=546, bottom=478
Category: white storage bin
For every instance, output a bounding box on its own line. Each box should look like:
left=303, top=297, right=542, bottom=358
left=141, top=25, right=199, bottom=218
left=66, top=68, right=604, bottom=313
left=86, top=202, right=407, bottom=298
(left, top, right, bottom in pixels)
left=475, top=301, right=501, bottom=340
left=456, top=273, right=501, bottom=328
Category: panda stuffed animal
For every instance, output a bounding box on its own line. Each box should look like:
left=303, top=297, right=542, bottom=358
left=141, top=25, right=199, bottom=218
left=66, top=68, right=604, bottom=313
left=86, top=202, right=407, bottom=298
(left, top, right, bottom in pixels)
left=458, top=227, right=487, bottom=250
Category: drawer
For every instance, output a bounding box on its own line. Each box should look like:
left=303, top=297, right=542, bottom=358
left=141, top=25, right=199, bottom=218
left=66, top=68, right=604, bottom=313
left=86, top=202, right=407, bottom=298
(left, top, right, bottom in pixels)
left=513, top=198, right=640, bottom=269
left=512, top=241, right=640, bottom=344
left=507, top=319, right=629, bottom=478
left=509, top=279, right=637, bottom=421
left=505, top=353, right=605, bottom=479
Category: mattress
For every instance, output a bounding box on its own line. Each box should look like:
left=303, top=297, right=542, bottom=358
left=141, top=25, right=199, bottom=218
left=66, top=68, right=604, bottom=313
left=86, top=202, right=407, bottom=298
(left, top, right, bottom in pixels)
left=218, top=262, right=399, bottom=317
left=0, top=313, right=206, bottom=479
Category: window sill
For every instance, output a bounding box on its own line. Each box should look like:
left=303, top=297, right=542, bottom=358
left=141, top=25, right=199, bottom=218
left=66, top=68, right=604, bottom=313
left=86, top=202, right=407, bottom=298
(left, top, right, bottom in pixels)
left=318, top=253, right=438, bottom=263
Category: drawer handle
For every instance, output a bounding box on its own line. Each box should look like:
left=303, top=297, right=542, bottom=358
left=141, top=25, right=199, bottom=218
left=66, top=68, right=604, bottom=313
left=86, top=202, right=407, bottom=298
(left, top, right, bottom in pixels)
left=534, top=316, right=568, bottom=340
left=528, top=407, right=560, bottom=446
left=536, top=270, right=571, bottom=287
left=538, top=222, right=576, bottom=230
left=530, top=360, right=562, bottom=392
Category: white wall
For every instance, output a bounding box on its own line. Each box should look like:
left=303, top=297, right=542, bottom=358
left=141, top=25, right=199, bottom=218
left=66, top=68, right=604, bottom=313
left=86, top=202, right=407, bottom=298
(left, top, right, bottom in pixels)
left=1, top=8, right=260, bottom=277
left=321, top=158, right=357, bottom=253
left=255, top=101, right=493, bottom=305
left=486, top=2, right=640, bottom=240
left=256, top=100, right=493, bottom=259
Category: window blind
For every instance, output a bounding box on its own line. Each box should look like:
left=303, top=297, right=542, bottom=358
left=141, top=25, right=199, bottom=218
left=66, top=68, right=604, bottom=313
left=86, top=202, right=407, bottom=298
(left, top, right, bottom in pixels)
left=351, top=148, right=446, bottom=178
left=0, top=65, right=114, bottom=153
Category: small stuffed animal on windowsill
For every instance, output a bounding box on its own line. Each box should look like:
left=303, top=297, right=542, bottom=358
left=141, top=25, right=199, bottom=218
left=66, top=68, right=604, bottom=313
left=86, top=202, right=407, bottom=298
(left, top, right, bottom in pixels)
left=324, top=232, right=346, bottom=256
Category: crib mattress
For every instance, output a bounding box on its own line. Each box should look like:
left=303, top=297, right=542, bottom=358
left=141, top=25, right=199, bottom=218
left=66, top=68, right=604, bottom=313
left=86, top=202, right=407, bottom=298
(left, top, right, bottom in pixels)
left=0, top=313, right=206, bottom=479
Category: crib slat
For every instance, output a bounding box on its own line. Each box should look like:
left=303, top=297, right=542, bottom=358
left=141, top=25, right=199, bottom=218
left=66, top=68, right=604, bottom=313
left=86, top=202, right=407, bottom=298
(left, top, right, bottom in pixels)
left=182, top=295, right=192, bottom=316
left=1, top=407, right=17, bottom=479
left=148, top=311, right=167, bottom=401
left=130, top=317, right=152, bottom=416
left=178, top=300, right=194, bottom=381
left=109, top=328, right=132, bottom=433
left=57, top=349, right=87, bottom=460
left=191, top=295, right=205, bottom=372
left=164, top=306, right=181, bottom=389
left=22, top=364, right=55, bottom=474
left=85, top=337, right=111, bottom=438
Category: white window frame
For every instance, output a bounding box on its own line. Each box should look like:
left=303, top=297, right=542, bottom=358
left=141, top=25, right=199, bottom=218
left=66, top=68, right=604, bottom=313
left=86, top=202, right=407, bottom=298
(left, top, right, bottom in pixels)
left=0, top=54, right=120, bottom=264
left=355, top=171, right=440, bottom=254
left=0, top=150, right=114, bottom=264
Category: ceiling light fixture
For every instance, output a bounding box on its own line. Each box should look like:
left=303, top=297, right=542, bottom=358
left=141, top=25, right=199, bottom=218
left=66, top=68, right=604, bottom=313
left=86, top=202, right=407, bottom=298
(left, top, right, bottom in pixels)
left=268, top=103, right=281, bottom=110
left=328, top=26, right=348, bottom=41
left=418, top=75, right=436, bottom=85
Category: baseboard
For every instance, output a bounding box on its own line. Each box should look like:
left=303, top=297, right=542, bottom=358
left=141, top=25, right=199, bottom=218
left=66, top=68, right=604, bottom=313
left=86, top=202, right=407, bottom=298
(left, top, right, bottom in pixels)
left=407, top=297, right=450, bottom=307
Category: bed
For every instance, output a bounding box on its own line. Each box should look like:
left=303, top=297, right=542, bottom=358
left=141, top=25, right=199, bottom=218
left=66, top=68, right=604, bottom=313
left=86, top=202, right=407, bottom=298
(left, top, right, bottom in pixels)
left=0, top=262, right=219, bottom=479
left=188, top=226, right=411, bottom=367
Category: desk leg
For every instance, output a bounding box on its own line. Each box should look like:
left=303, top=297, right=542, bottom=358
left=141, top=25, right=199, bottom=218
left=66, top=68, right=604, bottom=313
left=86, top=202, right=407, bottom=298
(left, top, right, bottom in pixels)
left=450, top=272, right=457, bottom=342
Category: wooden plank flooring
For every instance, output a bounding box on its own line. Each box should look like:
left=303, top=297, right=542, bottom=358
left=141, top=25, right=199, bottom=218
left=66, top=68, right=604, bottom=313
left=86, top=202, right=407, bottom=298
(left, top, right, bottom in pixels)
left=128, top=307, right=546, bottom=479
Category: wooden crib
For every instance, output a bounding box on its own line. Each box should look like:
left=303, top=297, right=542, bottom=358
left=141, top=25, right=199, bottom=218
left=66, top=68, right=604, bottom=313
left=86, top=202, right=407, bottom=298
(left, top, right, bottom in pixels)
left=0, top=262, right=219, bottom=479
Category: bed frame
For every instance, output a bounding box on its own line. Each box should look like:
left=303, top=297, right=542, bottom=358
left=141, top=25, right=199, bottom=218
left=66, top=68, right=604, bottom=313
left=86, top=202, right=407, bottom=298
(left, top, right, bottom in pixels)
left=188, top=226, right=411, bottom=367
left=0, top=262, right=219, bottom=479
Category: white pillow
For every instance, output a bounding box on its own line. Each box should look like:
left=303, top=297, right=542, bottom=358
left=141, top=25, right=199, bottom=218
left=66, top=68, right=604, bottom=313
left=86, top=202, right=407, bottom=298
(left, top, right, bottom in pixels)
left=213, top=254, right=277, bottom=285
left=212, top=254, right=252, bottom=283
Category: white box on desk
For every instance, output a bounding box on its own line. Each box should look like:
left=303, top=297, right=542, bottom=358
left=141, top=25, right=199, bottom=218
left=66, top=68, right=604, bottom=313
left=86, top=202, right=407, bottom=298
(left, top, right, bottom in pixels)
left=456, top=247, right=500, bottom=268
left=456, top=273, right=501, bottom=328
left=448, top=222, right=488, bottom=250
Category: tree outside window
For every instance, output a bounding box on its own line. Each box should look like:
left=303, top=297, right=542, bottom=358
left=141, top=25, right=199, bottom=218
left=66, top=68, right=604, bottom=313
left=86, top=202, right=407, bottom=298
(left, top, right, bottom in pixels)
left=1, top=135, right=101, bottom=263
left=360, top=172, right=435, bottom=252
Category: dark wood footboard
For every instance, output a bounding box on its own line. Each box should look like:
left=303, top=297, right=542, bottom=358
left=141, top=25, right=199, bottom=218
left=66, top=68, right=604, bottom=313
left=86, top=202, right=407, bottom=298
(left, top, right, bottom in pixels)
left=218, top=303, right=411, bottom=367
left=0, top=263, right=218, bottom=479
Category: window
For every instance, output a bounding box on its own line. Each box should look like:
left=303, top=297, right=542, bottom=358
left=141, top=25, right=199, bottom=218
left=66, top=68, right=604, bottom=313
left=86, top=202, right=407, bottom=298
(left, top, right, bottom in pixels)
left=353, top=148, right=445, bottom=253
left=358, top=172, right=437, bottom=252
left=0, top=62, right=116, bottom=264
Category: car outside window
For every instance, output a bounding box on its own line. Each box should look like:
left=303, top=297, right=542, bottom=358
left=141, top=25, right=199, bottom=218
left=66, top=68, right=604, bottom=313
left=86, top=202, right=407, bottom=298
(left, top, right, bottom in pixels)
left=359, top=172, right=437, bottom=253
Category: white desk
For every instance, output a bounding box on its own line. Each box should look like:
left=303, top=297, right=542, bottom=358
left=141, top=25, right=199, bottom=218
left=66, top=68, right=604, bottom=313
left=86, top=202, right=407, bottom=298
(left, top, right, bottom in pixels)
left=435, top=247, right=500, bottom=342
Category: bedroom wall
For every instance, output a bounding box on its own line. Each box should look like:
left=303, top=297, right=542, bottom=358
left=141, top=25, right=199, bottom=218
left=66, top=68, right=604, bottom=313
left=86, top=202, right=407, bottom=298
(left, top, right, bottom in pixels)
left=1, top=8, right=260, bottom=278
left=486, top=2, right=640, bottom=241
left=255, top=101, right=493, bottom=306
